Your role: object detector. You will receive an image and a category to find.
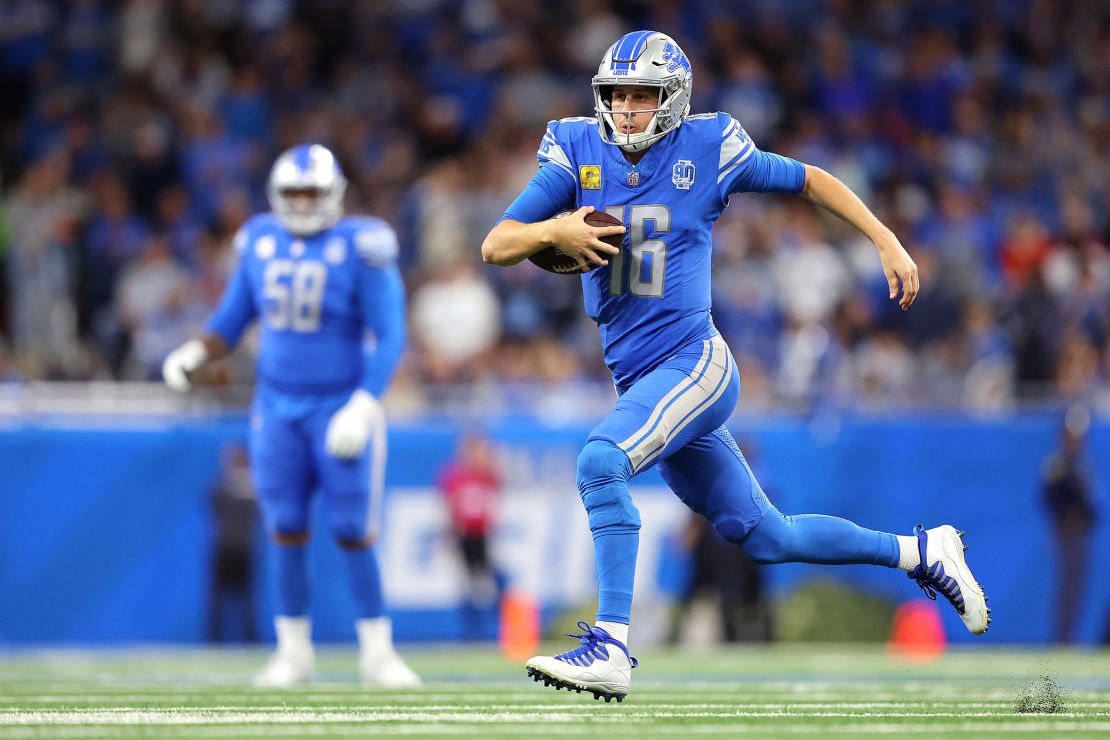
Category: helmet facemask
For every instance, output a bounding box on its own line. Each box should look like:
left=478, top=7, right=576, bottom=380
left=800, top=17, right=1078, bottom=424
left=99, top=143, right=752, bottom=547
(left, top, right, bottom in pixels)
left=594, top=80, right=684, bottom=153
left=592, top=32, right=693, bottom=153
left=266, top=144, right=347, bottom=235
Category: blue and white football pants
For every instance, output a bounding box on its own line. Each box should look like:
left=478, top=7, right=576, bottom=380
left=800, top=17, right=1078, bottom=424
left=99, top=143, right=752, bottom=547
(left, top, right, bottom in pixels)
left=578, top=334, right=898, bottom=625
left=250, top=387, right=386, bottom=542
left=591, top=333, right=770, bottom=533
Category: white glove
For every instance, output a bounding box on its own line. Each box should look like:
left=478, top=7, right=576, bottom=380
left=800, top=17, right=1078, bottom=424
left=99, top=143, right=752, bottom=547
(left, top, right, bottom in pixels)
left=162, top=339, right=209, bottom=392
left=325, top=389, right=383, bottom=460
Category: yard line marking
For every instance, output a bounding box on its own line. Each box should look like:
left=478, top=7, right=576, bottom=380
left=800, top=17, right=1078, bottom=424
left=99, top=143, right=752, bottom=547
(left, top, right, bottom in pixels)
left=0, top=720, right=1109, bottom=738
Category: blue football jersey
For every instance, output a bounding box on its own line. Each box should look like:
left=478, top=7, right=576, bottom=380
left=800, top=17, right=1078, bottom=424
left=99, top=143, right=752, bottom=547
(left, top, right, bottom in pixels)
left=505, top=113, right=804, bottom=387
left=206, top=214, right=406, bottom=397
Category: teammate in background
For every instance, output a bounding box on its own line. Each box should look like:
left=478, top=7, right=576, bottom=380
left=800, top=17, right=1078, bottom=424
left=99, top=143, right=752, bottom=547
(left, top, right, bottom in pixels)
left=437, top=432, right=503, bottom=639
left=163, top=144, right=420, bottom=688
left=481, top=31, right=989, bottom=702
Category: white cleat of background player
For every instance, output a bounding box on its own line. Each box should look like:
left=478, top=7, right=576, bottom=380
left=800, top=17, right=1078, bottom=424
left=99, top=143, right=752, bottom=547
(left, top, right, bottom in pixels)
left=358, top=618, right=422, bottom=688
left=251, top=615, right=421, bottom=688
left=252, top=616, right=315, bottom=687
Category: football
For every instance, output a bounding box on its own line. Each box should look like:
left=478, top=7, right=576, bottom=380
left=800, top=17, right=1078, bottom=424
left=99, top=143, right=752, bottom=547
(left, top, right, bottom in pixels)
left=527, top=210, right=624, bottom=275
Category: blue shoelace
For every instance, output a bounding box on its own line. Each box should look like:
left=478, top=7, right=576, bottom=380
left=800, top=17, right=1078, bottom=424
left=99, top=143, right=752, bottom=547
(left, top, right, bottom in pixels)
left=554, top=622, right=638, bottom=668
left=908, top=525, right=965, bottom=614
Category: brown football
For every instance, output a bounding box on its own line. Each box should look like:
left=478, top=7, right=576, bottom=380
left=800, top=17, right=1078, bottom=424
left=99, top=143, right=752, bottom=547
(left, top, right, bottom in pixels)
left=527, top=210, right=624, bottom=275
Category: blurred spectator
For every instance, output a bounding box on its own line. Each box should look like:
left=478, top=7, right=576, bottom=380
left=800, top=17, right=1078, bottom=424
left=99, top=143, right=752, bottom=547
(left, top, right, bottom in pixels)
left=114, top=235, right=202, bottom=379
left=669, top=439, right=772, bottom=644
left=3, top=149, right=87, bottom=377
left=207, top=442, right=259, bottom=643
left=669, top=513, right=772, bottom=645
left=410, top=259, right=500, bottom=384
left=1041, top=403, right=1098, bottom=644
left=438, top=431, right=502, bottom=640
left=0, top=0, right=1106, bottom=411
left=0, top=335, right=23, bottom=384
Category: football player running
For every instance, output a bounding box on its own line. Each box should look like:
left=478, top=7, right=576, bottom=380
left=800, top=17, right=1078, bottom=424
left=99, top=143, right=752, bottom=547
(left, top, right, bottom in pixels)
left=163, top=144, right=420, bottom=688
left=482, top=31, right=989, bottom=702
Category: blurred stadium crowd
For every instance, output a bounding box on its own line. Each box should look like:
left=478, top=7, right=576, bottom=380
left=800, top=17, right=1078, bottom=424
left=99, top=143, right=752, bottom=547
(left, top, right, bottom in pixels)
left=1, top=0, right=1108, bottom=414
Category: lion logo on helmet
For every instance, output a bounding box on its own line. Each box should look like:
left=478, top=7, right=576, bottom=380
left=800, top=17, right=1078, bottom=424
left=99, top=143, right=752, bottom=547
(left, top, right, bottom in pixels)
left=661, top=42, right=690, bottom=75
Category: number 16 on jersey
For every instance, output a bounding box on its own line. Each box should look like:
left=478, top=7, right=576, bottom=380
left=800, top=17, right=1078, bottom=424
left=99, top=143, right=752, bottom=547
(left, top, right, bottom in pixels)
left=604, top=205, right=670, bottom=298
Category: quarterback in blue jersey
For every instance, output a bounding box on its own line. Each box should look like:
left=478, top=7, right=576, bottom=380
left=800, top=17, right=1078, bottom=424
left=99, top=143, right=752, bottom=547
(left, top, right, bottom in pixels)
left=162, top=144, right=419, bottom=688
left=482, top=31, right=989, bottom=701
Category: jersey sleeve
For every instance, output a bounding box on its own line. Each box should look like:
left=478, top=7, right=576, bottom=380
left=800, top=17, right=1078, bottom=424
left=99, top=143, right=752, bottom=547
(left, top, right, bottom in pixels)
left=353, top=218, right=399, bottom=266
left=535, top=120, right=577, bottom=187
left=205, top=227, right=257, bottom=347
left=354, top=222, right=406, bottom=396
left=716, top=114, right=806, bottom=202
left=497, top=120, right=580, bottom=224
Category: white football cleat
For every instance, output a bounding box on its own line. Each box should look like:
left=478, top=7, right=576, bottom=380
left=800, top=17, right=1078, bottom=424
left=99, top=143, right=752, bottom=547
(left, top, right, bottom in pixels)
left=356, top=617, right=422, bottom=688
left=525, top=622, right=637, bottom=703
left=251, top=648, right=314, bottom=687
left=909, top=524, right=991, bottom=635
left=361, top=651, right=422, bottom=688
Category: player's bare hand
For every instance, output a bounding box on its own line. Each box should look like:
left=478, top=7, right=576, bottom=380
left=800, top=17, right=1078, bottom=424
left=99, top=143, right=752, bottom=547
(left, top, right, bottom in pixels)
left=875, top=230, right=919, bottom=310
left=551, top=206, right=625, bottom=272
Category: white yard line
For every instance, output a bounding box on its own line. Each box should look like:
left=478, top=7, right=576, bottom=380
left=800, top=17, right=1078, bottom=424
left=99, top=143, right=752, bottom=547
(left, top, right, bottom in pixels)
left=2, top=708, right=1109, bottom=725
left=0, top=720, right=1108, bottom=738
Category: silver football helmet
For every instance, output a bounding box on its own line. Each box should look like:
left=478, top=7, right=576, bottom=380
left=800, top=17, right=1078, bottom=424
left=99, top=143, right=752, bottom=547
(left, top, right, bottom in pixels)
left=266, top=143, right=347, bottom=235
left=592, top=31, right=693, bottom=153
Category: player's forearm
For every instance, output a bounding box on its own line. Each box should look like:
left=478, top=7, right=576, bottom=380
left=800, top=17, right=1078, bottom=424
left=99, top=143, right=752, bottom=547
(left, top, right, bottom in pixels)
left=481, top=219, right=557, bottom=266
left=800, top=165, right=892, bottom=244
left=360, top=326, right=405, bottom=396
left=358, top=265, right=406, bottom=395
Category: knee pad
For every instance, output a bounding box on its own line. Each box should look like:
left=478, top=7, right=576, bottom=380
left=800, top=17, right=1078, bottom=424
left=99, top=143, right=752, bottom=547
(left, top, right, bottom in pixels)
left=325, top=491, right=372, bottom=544
left=336, top=534, right=373, bottom=551
left=327, top=515, right=368, bottom=545
left=576, top=440, right=639, bottom=533
left=576, top=439, right=632, bottom=488
left=263, top=497, right=309, bottom=540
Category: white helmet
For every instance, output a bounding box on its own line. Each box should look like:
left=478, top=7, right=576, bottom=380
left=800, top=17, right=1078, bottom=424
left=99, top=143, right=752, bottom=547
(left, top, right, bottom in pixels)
left=266, top=143, right=347, bottom=235
left=592, top=31, right=693, bottom=153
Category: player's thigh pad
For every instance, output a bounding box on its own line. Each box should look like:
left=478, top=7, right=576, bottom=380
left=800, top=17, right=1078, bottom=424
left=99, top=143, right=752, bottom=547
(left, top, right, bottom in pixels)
left=590, top=334, right=740, bottom=476
left=250, top=404, right=315, bottom=535
left=306, top=401, right=384, bottom=541
left=658, top=426, right=771, bottom=543
left=576, top=439, right=639, bottom=532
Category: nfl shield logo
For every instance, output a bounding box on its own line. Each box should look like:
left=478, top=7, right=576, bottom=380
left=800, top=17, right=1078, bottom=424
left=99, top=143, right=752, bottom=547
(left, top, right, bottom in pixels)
left=672, top=159, right=695, bottom=190
left=626, top=170, right=640, bottom=186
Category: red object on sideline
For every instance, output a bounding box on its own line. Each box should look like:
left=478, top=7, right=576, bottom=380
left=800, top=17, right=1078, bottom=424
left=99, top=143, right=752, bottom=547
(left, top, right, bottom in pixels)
left=888, top=599, right=947, bottom=660
left=500, top=590, right=540, bottom=662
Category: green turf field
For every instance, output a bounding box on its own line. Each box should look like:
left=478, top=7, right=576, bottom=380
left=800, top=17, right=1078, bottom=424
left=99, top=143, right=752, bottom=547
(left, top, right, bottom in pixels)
left=0, top=645, right=1107, bottom=737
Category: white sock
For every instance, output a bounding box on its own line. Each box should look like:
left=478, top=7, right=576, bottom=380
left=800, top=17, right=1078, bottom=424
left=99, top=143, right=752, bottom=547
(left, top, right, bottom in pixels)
left=896, top=535, right=921, bottom=571
left=274, top=616, right=312, bottom=655
left=357, top=617, right=394, bottom=657
left=595, top=620, right=629, bottom=645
